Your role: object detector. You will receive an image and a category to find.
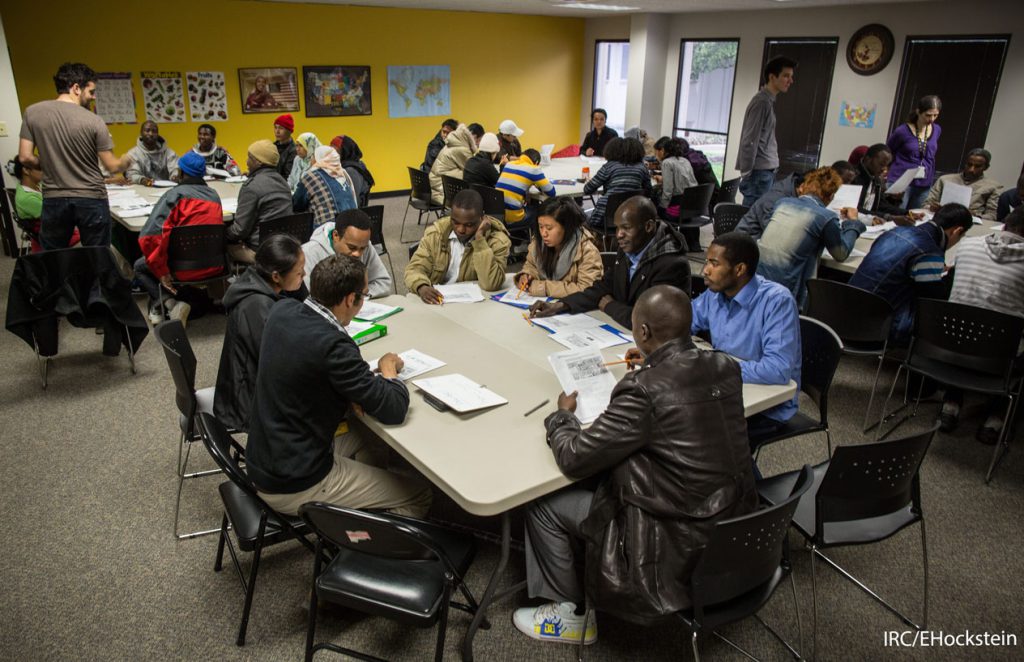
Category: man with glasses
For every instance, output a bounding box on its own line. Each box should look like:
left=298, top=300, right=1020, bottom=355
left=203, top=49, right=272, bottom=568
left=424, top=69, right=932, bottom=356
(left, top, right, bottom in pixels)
left=246, top=254, right=432, bottom=518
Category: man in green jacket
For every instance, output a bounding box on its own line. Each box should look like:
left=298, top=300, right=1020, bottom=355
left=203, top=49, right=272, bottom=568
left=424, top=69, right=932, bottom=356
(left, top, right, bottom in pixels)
left=405, top=189, right=511, bottom=303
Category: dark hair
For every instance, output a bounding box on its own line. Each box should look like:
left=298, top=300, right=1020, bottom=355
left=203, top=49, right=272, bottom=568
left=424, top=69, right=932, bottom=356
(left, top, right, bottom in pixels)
left=619, top=195, right=659, bottom=226
left=908, top=95, right=942, bottom=123
left=830, top=160, right=856, bottom=180
left=965, top=148, right=991, bottom=167
left=441, top=118, right=458, bottom=131
left=711, top=231, right=759, bottom=274
left=591, top=108, right=607, bottom=121
left=467, top=123, right=485, bottom=139
left=653, top=136, right=672, bottom=152
left=523, top=148, right=541, bottom=165
left=8, top=156, right=25, bottom=180
left=659, top=138, right=685, bottom=159
left=865, top=144, right=891, bottom=160
left=339, top=135, right=363, bottom=162
left=141, top=120, right=158, bottom=131
left=801, top=166, right=843, bottom=204
left=310, top=254, right=367, bottom=308
left=932, top=203, right=974, bottom=233
left=603, top=137, right=645, bottom=164
left=198, top=123, right=216, bottom=137
left=1003, top=207, right=1024, bottom=235
left=452, top=188, right=484, bottom=216
left=253, top=233, right=303, bottom=285
left=763, top=56, right=797, bottom=83
left=53, top=62, right=96, bottom=94
left=534, top=197, right=586, bottom=276
left=334, top=208, right=372, bottom=234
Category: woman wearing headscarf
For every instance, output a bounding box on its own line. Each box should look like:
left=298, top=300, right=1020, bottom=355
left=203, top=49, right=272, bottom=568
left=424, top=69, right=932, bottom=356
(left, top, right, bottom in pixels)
left=287, top=132, right=321, bottom=191
left=292, top=145, right=358, bottom=227
left=332, top=135, right=375, bottom=207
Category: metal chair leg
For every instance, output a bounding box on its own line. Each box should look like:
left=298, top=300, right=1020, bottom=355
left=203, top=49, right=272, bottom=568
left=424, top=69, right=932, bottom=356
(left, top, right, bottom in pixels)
left=712, top=631, right=760, bottom=661
left=920, top=518, right=929, bottom=628
left=691, top=630, right=701, bottom=662
left=985, top=394, right=1016, bottom=483
left=824, top=428, right=833, bottom=460
left=753, top=614, right=802, bottom=660
left=124, top=323, right=136, bottom=374
left=789, top=566, right=804, bottom=657
left=433, top=581, right=452, bottom=662
left=861, top=354, right=887, bottom=432
left=813, top=548, right=923, bottom=630
left=810, top=546, right=819, bottom=662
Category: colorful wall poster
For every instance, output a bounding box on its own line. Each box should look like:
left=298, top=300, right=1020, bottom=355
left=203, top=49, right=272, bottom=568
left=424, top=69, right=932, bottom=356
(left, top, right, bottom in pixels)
left=839, top=101, right=877, bottom=129
left=238, top=67, right=299, bottom=113
left=94, top=72, right=136, bottom=124
left=140, top=71, right=185, bottom=123
left=303, top=66, right=371, bottom=117
left=186, top=71, right=228, bottom=122
left=387, top=65, right=450, bottom=119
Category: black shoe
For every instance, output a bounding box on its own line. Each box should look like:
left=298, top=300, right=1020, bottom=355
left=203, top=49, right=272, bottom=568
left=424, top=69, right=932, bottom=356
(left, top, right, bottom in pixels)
left=938, top=410, right=959, bottom=433
left=977, top=426, right=1001, bottom=446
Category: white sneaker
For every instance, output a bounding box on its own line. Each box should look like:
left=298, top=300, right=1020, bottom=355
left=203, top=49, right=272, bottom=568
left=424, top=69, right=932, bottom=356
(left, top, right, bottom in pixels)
left=512, top=602, right=597, bottom=645
left=148, top=305, right=164, bottom=326
left=168, top=300, right=191, bottom=328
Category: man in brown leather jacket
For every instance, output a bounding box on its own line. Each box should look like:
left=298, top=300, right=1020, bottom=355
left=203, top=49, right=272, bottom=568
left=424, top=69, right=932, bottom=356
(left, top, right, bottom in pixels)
left=513, top=285, right=758, bottom=646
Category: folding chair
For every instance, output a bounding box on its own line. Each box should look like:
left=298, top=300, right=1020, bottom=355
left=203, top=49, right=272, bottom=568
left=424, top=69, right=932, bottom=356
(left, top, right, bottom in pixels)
left=669, top=183, right=716, bottom=251
left=159, top=224, right=230, bottom=319
left=716, top=176, right=741, bottom=206
left=261, top=211, right=314, bottom=243
left=360, top=205, right=397, bottom=293
left=402, top=167, right=444, bottom=243
left=441, top=174, right=470, bottom=214
left=711, top=203, right=749, bottom=237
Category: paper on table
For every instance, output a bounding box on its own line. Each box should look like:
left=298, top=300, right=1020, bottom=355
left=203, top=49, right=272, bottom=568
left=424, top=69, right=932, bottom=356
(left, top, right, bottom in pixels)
left=496, top=288, right=548, bottom=307
left=548, top=349, right=617, bottom=424
left=939, top=182, right=972, bottom=208
left=345, top=320, right=377, bottom=336
left=108, top=196, right=151, bottom=209
left=220, top=198, right=238, bottom=214
left=355, top=300, right=403, bottom=322
left=530, top=313, right=605, bottom=334
left=366, top=349, right=445, bottom=381
left=435, top=283, right=484, bottom=303
left=223, top=175, right=247, bottom=184
left=862, top=221, right=896, bottom=237
left=549, top=326, right=631, bottom=350
left=822, top=247, right=866, bottom=259
left=886, top=168, right=919, bottom=196
left=152, top=180, right=176, bottom=188
left=826, top=184, right=864, bottom=211
left=117, top=205, right=155, bottom=218
left=412, top=374, right=507, bottom=413
left=206, top=167, right=231, bottom=178
left=105, top=184, right=133, bottom=191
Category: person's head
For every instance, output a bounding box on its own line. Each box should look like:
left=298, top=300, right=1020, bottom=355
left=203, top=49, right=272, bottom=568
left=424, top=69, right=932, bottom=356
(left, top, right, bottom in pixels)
left=704, top=232, right=759, bottom=296
left=273, top=113, right=294, bottom=142
left=450, top=189, right=485, bottom=243
left=523, top=148, right=541, bottom=165
left=797, top=166, right=842, bottom=206
left=499, top=119, right=523, bottom=142
left=860, top=145, right=893, bottom=180
left=1003, top=207, right=1024, bottom=238
left=477, top=132, right=500, bottom=156
left=197, top=124, right=216, bottom=151
left=655, top=137, right=684, bottom=162
left=440, top=118, right=458, bottom=139
left=591, top=108, right=607, bottom=131
left=247, top=139, right=279, bottom=171
left=908, top=95, right=941, bottom=125
left=294, top=132, right=319, bottom=160
left=53, top=62, right=96, bottom=107
left=9, top=156, right=41, bottom=187
left=848, top=145, right=869, bottom=166
left=535, top=196, right=585, bottom=251
left=830, top=160, right=857, bottom=184
left=932, top=203, right=973, bottom=248
left=961, top=148, right=991, bottom=183
left=253, top=234, right=305, bottom=294
left=603, top=137, right=645, bottom=164
left=338, top=136, right=363, bottom=162
left=764, top=56, right=796, bottom=95
left=309, top=254, right=368, bottom=326
left=614, top=196, right=658, bottom=254
left=331, top=209, right=372, bottom=259
left=631, top=285, right=693, bottom=357
left=254, top=75, right=267, bottom=92
left=467, top=123, right=485, bottom=147
left=177, top=151, right=206, bottom=180
left=140, top=120, right=160, bottom=149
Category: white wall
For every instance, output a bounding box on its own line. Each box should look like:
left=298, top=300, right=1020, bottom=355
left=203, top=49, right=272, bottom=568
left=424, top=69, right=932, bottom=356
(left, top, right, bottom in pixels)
left=0, top=13, right=24, bottom=188
left=587, top=0, right=1024, bottom=187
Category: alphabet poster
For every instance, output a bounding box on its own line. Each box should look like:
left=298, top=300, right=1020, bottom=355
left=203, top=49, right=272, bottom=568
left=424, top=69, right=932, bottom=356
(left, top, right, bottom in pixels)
left=94, top=72, right=136, bottom=124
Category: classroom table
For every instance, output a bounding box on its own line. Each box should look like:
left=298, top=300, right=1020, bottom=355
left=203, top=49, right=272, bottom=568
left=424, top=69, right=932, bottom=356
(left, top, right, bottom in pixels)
left=354, top=291, right=798, bottom=660
left=108, top=179, right=242, bottom=232
left=534, top=155, right=606, bottom=198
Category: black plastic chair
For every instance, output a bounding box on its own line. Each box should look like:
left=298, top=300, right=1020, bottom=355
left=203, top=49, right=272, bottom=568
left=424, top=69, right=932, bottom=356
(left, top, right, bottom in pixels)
left=681, top=465, right=814, bottom=662
left=876, top=299, right=1024, bottom=482
left=670, top=183, right=716, bottom=224
left=197, top=412, right=316, bottom=646
left=408, top=241, right=420, bottom=260
left=805, top=279, right=896, bottom=432
left=159, top=224, right=230, bottom=318
left=2, top=188, right=32, bottom=256
left=441, top=174, right=470, bottom=214
left=154, top=320, right=222, bottom=540
left=470, top=183, right=506, bottom=222
left=360, top=205, right=397, bottom=293
left=599, top=252, right=616, bottom=273
left=599, top=190, right=644, bottom=250
left=750, top=316, right=843, bottom=464
left=261, top=211, right=313, bottom=244
left=711, top=203, right=749, bottom=237
left=299, top=502, right=487, bottom=662
left=402, top=167, right=444, bottom=244
left=758, top=426, right=937, bottom=659
left=716, top=176, right=740, bottom=206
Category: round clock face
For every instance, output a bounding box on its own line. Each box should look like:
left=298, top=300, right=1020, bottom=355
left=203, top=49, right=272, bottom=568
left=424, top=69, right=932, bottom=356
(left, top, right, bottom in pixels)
left=854, top=35, right=883, bottom=67
left=848, top=24, right=894, bottom=75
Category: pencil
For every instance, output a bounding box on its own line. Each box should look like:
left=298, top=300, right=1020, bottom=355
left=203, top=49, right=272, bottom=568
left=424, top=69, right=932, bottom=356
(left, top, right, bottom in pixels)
left=603, top=358, right=640, bottom=367
left=522, top=312, right=534, bottom=327
left=437, top=294, right=444, bottom=305
left=515, top=281, right=527, bottom=300
left=523, top=400, right=549, bottom=417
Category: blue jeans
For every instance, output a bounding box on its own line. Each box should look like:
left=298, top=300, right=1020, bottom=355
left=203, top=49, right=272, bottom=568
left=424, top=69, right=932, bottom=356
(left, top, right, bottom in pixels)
left=740, top=169, right=776, bottom=207
left=41, top=197, right=112, bottom=249
left=902, top=184, right=930, bottom=211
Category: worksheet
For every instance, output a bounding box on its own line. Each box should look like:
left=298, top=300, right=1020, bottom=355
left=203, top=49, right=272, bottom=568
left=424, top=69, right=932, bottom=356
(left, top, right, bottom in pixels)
left=355, top=300, right=403, bottom=322
left=548, top=349, right=617, bottom=424
left=496, top=288, right=548, bottom=308
left=412, top=374, right=507, bottom=413
left=435, top=283, right=485, bottom=303
left=530, top=312, right=605, bottom=334
left=366, top=349, right=445, bottom=381
left=940, top=182, right=972, bottom=209
left=549, top=326, right=631, bottom=350
left=886, top=167, right=921, bottom=196
left=826, top=184, right=864, bottom=211
left=220, top=198, right=238, bottom=214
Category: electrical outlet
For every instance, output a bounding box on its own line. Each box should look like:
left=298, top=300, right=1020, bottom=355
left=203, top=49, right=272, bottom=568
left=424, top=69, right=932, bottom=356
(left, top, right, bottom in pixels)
left=0, top=122, right=7, bottom=137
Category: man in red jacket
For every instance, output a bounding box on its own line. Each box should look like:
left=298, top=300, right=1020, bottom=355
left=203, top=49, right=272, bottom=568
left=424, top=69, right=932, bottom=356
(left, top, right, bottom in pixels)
left=135, top=150, right=224, bottom=325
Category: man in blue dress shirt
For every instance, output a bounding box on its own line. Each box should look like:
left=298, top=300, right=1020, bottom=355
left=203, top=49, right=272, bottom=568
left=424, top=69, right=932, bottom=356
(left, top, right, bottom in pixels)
left=691, top=232, right=801, bottom=443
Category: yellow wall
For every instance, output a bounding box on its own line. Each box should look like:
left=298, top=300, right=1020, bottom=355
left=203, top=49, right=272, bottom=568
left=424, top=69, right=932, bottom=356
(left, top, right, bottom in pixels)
left=3, top=0, right=584, bottom=191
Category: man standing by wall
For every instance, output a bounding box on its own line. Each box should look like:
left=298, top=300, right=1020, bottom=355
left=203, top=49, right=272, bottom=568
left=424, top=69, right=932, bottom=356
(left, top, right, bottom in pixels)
left=18, top=62, right=132, bottom=248
left=735, top=56, right=796, bottom=207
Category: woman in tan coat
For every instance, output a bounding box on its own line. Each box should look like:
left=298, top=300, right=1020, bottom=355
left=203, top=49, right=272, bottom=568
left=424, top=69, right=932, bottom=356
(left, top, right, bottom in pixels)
left=428, top=123, right=480, bottom=205
left=516, top=196, right=604, bottom=298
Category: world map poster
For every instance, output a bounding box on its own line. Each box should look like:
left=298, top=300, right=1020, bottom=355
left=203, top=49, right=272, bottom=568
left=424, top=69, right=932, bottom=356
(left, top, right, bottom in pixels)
left=387, top=65, right=450, bottom=119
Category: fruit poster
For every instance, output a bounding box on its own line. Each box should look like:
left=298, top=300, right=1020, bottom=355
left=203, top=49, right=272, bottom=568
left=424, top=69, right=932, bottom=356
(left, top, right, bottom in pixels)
left=94, top=72, right=136, bottom=124
left=141, top=71, right=185, bottom=123
left=186, top=71, right=229, bottom=122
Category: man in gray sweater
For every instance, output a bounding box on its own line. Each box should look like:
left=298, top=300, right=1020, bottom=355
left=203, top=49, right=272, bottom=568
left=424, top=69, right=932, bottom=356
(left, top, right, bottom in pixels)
left=226, top=139, right=292, bottom=264
left=735, top=56, right=796, bottom=207
left=301, top=208, right=393, bottom=297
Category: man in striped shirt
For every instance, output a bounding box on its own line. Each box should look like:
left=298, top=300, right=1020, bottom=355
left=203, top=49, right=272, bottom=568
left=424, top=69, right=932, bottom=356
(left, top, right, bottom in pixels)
left=496, top=149, right=556, bottom=225
left=848, top=203, right=973, bottom=344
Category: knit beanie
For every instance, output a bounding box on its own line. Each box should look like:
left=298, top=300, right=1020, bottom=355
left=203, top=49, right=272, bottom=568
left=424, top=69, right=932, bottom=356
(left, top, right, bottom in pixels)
left=248, top=139, right=280, bottom=167
left=178, top=151, right=206, bottom=178
left=274, top=113, right=295, bottom=132
left=478, top=132, right=500, bottom=154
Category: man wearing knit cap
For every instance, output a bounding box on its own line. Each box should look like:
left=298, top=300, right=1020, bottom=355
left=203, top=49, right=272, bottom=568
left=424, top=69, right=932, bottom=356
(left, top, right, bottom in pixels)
left=226, top=140, right=293, bottom=264
left=498, top=119, right=524, bottom=160
left=135, top=151, right=225, bottom=326
left=273, top=113, right=297, bottom=179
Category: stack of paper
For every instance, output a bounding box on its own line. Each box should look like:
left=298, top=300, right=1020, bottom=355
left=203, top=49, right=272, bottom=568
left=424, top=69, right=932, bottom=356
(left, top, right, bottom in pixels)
left=529, top=312, right=605, bottom=334
left=207, top=168, right=231, bottom=179
left=413, top=374, right=507, bottom=413
left=549, top=326, right=631, bottom=350
left=223, top=175, right=247, bottom=184
left=494, top=288, right=549, bottom=308
left=366, top=349, right=445, bottom=381
left=152, top=180, right=176, bottom=188
left=117, top=205, right=155, bottom=218
left=435, top=283, right=484, bottom=303
left=548, top=349, right=617, bottom=424
left=355, top=300, right=403, bottom=322
left=220, top=198, right=238, bottom=214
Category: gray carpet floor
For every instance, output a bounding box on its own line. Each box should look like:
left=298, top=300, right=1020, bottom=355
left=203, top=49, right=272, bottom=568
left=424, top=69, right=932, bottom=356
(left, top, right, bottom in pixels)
left=1, top=194, right=1021, bottom=661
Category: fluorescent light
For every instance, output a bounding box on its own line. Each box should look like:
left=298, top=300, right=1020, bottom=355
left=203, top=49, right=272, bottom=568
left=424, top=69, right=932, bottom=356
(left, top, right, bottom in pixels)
left=554, top=2, right=639, bottom=10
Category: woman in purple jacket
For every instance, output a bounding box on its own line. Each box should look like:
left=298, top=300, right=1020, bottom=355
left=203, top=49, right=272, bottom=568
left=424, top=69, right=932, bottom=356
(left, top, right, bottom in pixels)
left=886, top=95, right=942, bottom=210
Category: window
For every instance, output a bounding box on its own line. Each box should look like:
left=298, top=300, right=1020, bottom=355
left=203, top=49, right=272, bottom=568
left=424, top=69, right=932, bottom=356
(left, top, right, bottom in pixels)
left=761, top=37, right=839, bottom=177
left=890, top=35, right=1010, bottom=176
left=593, top=40, right=629, bottom=135
left=673, top=39, right=739, bottom=185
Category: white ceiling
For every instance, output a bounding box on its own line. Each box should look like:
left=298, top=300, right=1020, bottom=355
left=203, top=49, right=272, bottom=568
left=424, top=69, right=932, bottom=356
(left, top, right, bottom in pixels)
left=265, top=0, right=937, bottom=18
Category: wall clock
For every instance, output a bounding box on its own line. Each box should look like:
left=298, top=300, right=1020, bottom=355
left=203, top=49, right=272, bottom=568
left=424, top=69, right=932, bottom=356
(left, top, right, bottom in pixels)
left=847, top=24, right=895, bottom=76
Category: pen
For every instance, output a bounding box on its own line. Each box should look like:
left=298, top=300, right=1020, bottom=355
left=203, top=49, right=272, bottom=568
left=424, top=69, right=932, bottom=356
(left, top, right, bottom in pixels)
left=523, top=399, right=549, bottom=417
left=522, top=312, right=534, bottom=327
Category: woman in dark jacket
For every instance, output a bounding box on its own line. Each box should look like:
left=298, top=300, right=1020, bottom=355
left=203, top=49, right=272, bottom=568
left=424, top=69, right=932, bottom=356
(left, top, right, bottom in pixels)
left=336, top=135, right=375, bottom=207
left=213, top=234, right=306, bottom=431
